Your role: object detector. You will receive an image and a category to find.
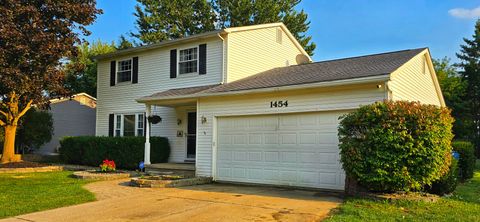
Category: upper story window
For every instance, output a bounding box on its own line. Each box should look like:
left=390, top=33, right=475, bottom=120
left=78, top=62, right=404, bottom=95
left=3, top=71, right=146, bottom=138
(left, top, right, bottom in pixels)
left=117, top=59, right=132, bottom=83
left=179, top=47, right=198, bottom=74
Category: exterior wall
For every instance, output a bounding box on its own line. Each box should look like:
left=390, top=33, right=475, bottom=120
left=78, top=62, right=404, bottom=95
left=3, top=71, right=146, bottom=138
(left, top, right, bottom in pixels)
left=195, top=83, right=386, bottom=177
left=226, top=27, right=306, bottom=83
left=388, top=52, right=443, bottom=106
left=37, top=100, right=96, bottom=155
left=96, top=37, right=223, bottom=162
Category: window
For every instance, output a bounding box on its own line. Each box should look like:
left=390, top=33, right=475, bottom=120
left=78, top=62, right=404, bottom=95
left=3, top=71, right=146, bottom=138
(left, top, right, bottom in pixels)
left=114, top=113, right=144, bottom=137
left=117, top=59, right=132, bottom=83
left=179, top=47, right=198, bottom=74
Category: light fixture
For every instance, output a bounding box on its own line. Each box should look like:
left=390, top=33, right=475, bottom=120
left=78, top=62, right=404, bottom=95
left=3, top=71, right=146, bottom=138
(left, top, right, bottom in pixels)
left=377, top=84, right=382, bottom=88
left=177, top=119, right=182, bottom=125
left=201, top=116, right=207, bottom=124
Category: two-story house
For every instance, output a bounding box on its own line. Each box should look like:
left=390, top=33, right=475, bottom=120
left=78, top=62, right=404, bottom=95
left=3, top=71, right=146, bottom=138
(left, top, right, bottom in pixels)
left=95, top=23, right=444, bottom=190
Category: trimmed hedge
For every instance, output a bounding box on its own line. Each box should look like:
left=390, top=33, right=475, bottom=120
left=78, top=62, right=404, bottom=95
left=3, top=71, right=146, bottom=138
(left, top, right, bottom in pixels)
left=59, top=136, right=170, bottom=170
left=338, top=101, right=454, bottom=192
left=427, top=158, right=459, bottom=195
left=452, top=141, right=476, bottom=181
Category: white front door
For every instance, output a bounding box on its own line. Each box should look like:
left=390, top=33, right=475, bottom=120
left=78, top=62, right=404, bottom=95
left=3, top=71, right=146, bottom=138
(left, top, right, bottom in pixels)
left=215, top=111, right=346, bottom=190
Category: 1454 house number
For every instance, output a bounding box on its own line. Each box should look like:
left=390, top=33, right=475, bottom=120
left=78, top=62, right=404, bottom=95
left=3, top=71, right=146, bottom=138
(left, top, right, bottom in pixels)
left=270, top=100, right=289, bottom=108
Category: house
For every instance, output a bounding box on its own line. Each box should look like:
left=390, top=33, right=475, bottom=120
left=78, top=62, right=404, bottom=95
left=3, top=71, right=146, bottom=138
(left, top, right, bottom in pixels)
left=94, top=23, right=444, bottom=190
left=36, top=93, right=97, bottom=155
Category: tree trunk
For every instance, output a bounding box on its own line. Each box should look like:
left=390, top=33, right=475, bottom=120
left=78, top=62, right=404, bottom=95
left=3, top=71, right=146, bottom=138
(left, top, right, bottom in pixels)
left=1, top=125, right=19, bottom=164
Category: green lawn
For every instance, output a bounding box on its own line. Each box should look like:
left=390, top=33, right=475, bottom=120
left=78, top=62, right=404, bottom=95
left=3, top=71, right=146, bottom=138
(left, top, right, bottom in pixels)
left=325, top=161, right=480, bottom=222
left=0, top=171, right=95, bottom=219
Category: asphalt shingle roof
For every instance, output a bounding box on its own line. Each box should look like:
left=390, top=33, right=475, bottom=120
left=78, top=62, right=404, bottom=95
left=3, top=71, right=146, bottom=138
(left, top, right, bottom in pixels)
left=138, top=48, right=426, bottom=102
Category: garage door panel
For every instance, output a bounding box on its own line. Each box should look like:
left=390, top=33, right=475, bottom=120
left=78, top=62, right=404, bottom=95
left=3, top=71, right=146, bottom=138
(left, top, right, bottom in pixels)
left=216, top=111, right=346, bottom=190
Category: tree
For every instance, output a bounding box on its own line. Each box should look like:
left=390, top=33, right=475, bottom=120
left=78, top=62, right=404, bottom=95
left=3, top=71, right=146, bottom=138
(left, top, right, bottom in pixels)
left=132, top=0, right=316, bottom=55
left=64, top=41, right=116, bottom=97
left=116, top=35, right=134, bottom=50
left=456, top=19, right=480, bottom=154
left=433, top=58, right=473, bottom=140
left=0, top=0, right=101, bottom=163
left=16, top=108, right=53, bottom=153
left=132, top=0, right=217, bottom=43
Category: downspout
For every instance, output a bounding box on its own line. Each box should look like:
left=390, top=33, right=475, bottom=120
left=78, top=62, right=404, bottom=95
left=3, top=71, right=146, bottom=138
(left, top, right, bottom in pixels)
left=384, top=81, right=392, bottom=101
left=217, top=33, right=227, bottom=84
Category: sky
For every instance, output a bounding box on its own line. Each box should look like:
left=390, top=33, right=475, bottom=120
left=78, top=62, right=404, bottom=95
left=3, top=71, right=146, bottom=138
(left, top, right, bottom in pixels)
left=85, top=0, right=480, bottom=63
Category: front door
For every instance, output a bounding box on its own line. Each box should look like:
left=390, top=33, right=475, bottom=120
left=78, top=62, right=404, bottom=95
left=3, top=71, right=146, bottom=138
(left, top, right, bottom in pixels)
left=186, top=112, right=197, bottom=160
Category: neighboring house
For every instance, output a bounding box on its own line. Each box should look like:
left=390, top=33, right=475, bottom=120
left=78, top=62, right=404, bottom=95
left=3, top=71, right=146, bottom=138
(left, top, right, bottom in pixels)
left=95, top=23, right=444, bottom=190
left=37, top=93, right=96, bottom=155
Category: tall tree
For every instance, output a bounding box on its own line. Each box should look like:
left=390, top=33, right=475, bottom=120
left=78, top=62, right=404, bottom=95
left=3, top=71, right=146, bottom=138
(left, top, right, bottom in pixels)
left=132, top=0, right=316, bottom=55
left=132, top=0, right=217, bottom=44
left=433, top=58, right=473, bottom=140
left=64, top=41, right=116, bottom=97
left=0, top=0, right=101, bottom=163
left=116, top=35, right=134, bottom=50
left=456, top=19, right=480, bottom=154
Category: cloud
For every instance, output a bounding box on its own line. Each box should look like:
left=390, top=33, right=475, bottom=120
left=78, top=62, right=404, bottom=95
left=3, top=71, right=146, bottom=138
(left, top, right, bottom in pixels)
left=449, top=6, right=480, bottom=19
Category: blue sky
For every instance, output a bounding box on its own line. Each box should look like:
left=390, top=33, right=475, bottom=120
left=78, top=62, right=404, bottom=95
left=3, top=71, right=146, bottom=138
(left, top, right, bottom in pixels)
left=85, top=0, right=480, bottom=62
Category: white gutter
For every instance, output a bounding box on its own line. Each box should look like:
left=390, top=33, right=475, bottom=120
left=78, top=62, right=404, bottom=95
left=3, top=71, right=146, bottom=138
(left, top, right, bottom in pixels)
left=217, top=33, right=227, bottom=84
left=137, top=74, right=391, bottom=104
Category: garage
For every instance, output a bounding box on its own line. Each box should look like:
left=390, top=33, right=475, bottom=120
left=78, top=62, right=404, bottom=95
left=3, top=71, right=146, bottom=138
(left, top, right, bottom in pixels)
left=215, top=111, right=346, bottom=190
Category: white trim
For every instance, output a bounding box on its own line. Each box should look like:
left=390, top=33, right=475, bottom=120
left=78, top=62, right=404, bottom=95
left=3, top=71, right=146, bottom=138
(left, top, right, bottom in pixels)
left=116, top=59, right=133, bottom=84
left=185, top=110, right=197, bottom=161
left=177, top=46, right=199, bottom=76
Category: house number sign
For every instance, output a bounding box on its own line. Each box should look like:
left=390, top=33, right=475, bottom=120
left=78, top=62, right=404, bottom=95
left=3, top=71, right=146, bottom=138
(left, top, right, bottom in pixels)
left=270, top=100, right=288, bottom=108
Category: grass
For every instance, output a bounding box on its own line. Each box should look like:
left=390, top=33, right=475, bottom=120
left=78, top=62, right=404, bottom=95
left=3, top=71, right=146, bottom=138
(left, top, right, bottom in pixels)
left=325, top=161, right=480, bottom=222
left=0, top=171, right=96, bottom=219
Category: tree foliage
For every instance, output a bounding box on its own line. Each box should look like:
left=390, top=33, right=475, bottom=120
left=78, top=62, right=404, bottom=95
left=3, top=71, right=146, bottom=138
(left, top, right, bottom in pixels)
left=338, top=101, right=454, bottom=192
left=64, top=41, right=116, bottom=97
left=456, top=19, right=480, bottom=154
left=433, top=58, right=473, bottom=140
left=16, top=108, right=53, bottom=152
left=0, top=0, right=101, bottom=163
left=132, top=0, right=316, bottom=55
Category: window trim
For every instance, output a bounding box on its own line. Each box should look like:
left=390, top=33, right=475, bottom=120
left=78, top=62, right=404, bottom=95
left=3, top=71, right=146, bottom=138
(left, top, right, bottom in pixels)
left=177, top=46, right=199, bottom=75
left=116, top=59, right=133, bottom=84
left=114, top=113, right=144, bottom=137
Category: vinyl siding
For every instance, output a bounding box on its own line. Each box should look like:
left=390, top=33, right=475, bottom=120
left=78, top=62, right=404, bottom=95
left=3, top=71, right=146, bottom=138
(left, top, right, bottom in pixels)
left=195, top=83, right=386, bottom=177
left=389, top=52, right=442, bottom=106
left=96, top=37, right=223, bottom=162
left=226, top=27, right=306, bottom=83
left=37, top=100, right=96, bottom=155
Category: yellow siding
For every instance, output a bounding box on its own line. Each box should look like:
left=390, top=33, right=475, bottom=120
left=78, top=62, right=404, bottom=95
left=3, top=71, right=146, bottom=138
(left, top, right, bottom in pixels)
left=226, top=27, right=306, bottom=82
left=389, top=52, right=443, bottom=106
left=195, top=83, right=386, bottom=176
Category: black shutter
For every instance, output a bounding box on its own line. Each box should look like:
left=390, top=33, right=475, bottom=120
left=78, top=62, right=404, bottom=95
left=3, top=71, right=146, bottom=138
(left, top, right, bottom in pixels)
left=110, top=61, right=116, bottom=86
left=199, top=44, right=207, bottom=75
left=170, top=49, right=177, bottom=78
left=108, top=114, right=114, bottom=137
left=132, top=57, right=139, bottom=84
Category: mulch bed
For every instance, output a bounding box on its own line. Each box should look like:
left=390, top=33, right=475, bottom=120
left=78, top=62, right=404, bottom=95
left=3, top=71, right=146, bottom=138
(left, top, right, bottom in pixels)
left=0, top=161, right=49, bottom=168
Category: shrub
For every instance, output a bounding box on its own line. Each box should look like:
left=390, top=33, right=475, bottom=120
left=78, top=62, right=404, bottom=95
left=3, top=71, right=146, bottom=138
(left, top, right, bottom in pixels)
left=427, top=158, right=459, bottom=195
left=452, top=141, right=476, bottom=181
left=338, top=101, right=454, bottom=192
left=59, top=136, right=170, bottom=170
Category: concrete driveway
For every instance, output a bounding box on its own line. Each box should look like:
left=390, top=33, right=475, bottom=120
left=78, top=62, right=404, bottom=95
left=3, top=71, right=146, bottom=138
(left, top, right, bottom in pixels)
left=2, top=179, right=342, bottom=222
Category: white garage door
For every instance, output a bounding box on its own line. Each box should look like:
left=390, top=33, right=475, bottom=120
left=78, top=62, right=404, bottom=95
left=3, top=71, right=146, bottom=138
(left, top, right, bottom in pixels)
left=216, top=111, right=346, bottom=190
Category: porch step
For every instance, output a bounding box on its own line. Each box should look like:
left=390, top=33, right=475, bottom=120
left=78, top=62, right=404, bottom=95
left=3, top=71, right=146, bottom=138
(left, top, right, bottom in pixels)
left=145, top=163, right=195, bottom=178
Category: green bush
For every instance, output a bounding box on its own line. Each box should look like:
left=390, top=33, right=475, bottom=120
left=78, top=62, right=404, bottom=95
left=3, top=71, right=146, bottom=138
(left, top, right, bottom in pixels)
left=426, top=158, right=459, bottom=195
left=59, top=136, right=170, bottom=169
left=452, top=141, right=476, bottom=181
left=338, top=101, right=454, bottom=192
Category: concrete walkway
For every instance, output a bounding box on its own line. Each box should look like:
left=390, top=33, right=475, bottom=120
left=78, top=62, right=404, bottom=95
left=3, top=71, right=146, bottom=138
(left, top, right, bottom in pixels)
left=2, top=179, right=342, bottom=222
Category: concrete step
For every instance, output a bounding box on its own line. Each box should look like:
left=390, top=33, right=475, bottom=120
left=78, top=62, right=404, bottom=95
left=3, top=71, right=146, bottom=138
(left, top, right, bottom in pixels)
left=145, top=163, right=195, bottom=178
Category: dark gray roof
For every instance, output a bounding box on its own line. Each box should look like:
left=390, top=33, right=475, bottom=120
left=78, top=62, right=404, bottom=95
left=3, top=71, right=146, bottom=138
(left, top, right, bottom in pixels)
left=138, top=84, right=220, bottom=101
left=203, top=48, right=426, bottom=93
left=138, top=48, right=426, bottom=102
